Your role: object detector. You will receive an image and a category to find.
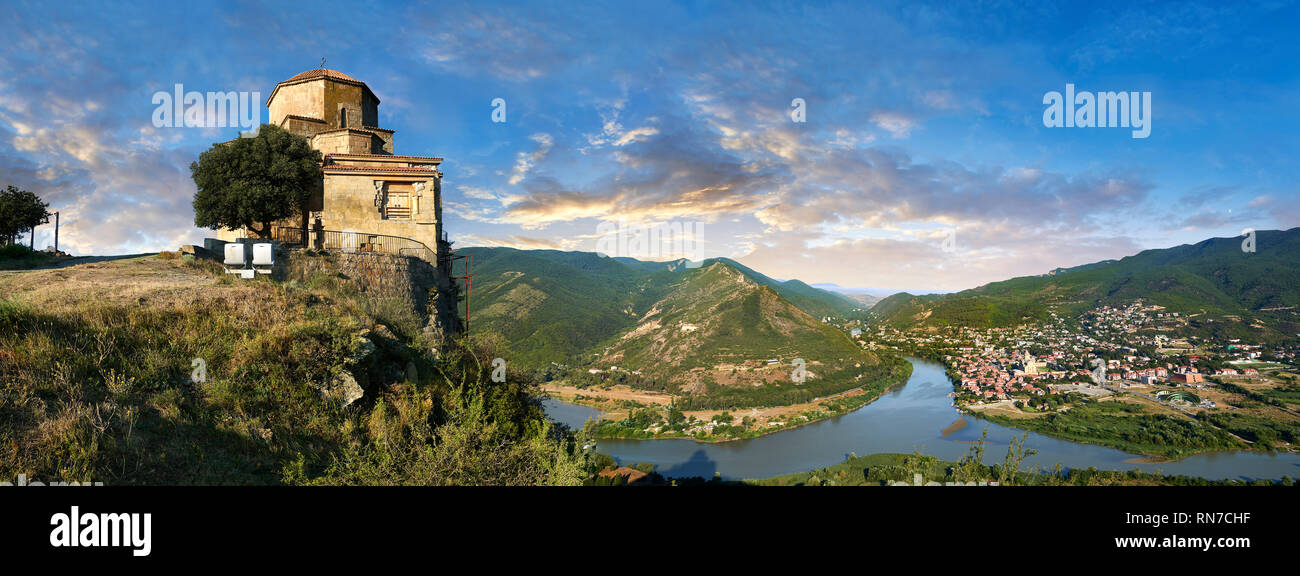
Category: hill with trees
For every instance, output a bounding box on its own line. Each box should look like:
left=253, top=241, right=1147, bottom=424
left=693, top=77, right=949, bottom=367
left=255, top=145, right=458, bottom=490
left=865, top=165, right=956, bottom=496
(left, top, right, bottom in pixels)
left=870, top=228, right=1300, bottom=340
left=460, top=247, right=907, bottom=410
left=460, top=247, right=865, bottom=366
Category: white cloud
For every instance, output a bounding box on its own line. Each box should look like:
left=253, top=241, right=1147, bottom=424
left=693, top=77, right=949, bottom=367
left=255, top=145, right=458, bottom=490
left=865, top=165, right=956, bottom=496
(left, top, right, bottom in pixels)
left=508, top=133, right=552, bottom=186
left=870, top=111, right=917, bottom=138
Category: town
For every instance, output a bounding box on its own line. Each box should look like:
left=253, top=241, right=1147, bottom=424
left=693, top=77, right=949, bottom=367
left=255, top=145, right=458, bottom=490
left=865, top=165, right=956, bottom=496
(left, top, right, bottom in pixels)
left=839, top=301, right=1300, bottom=446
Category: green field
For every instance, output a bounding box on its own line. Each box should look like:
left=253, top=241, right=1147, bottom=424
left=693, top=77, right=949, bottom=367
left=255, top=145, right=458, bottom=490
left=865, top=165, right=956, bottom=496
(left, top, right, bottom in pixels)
left=975, top=401, right=1247, bottom=459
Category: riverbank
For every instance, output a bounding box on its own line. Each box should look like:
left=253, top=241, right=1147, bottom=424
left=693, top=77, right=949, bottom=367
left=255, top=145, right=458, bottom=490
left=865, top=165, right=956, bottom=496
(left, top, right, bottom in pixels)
left=968, top=403, right=1249, bottom=460
left=941, top=368, right=1298, bottom=460
left=546, top=356, right=1300, bottom=481
left=545, top=361, right=912, bottom=443
left=883, top=337, right=1300, bottom=461
left=747, top=452, right=1295, bottom=486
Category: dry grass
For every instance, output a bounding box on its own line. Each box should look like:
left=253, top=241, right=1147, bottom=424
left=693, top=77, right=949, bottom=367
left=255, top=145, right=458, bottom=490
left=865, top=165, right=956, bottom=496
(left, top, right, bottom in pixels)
left=0, top=254, right=586, bottom=485
left=0, top=256, right=367, bottom=483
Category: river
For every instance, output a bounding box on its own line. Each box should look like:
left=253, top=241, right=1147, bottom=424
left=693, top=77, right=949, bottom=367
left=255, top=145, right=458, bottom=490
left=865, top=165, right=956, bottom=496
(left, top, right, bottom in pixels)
left=543, top=356, right=1300, bottom=481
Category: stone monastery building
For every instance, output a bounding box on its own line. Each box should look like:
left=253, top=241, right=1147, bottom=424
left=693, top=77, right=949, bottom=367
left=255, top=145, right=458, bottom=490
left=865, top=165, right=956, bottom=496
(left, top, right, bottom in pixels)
left=219, top=68, right=445, bottom=254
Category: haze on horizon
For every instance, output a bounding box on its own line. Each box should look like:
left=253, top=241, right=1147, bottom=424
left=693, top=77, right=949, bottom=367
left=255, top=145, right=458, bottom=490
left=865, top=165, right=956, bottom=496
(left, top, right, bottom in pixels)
left=1, top=1, right=1297, bottom=291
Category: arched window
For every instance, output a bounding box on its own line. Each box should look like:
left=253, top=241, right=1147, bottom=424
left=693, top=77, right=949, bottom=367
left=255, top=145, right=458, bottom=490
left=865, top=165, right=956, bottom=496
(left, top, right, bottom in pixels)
left=339, top=107, right=348, bottom=128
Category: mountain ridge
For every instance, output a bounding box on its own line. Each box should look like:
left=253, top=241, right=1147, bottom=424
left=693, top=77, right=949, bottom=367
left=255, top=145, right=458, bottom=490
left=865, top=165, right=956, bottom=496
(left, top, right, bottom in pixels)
left=458, top=247, right=864, bottom=366
left=869, top=228, right=1300, bottom=340
left=457, top=247, right=907, bottom=410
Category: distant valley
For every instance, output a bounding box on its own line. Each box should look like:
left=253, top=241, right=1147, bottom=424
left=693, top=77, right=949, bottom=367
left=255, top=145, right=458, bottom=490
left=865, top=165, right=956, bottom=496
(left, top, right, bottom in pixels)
left=458, top=247, right=910, bottom=431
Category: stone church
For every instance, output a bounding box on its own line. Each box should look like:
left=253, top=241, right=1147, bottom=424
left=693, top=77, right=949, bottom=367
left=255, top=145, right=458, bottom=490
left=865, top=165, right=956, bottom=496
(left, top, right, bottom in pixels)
left=217, top=68, right=445, bottom=257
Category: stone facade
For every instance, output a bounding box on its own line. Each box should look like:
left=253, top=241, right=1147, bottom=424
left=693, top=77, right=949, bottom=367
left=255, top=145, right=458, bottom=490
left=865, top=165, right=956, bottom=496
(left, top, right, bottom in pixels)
left=218, top=68, right=443, bottom=256
left=266, top=69, right=379, bottom=134
left=212, top=68, right=460, bottom=342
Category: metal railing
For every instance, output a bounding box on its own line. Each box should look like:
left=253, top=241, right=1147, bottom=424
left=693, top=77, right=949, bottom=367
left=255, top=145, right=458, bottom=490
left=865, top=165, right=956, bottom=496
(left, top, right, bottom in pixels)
left=274, top=226, right=437, bottom=263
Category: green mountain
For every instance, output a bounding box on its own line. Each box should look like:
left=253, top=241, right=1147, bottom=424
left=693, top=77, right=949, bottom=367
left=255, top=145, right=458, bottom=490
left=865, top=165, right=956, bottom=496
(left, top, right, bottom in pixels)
left=458, top=247, right=904, bottom=409
left=459, top=248, right=861, bottom=364
left=613, top=255, right=862, bottom=317
left=456, top=248, right=675, bottom=366
left=708, top=257, right=862, bottom=318
left=870, top=228, right=1300, bottom=339
left=593, top=261, right=892, bottom=407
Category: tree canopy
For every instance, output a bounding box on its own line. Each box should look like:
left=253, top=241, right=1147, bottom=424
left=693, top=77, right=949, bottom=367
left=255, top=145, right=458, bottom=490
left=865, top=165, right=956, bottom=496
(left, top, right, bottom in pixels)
left=191, top=123, right=322, bottom=238
left=0, top=185, right=51, bottom=245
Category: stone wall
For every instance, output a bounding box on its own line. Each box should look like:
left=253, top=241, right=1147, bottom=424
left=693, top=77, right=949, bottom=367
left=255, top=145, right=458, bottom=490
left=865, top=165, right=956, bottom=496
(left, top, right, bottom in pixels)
left=286, top=249, right=434, bottom=313
left=318, top=173, right=441, bottom=251
left=311, top=129, right=387, bottom=155
left=282, top=249, right=461, bottom=341
left=268, top=81, right=325, bottom=129
left=269, top=78, right=377, bottom=133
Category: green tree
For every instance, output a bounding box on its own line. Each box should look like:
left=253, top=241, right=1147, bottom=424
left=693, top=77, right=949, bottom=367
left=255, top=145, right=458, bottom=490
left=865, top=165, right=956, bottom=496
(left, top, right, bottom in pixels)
left=666, top=405, right=685, bottom=426
left=952, top=426, right=989, bottom=482
left=0, top=186, right=50, bottom=246
left=191, top=124, right=322, bottom=238
left=998, top=431, right=1037, bottom=486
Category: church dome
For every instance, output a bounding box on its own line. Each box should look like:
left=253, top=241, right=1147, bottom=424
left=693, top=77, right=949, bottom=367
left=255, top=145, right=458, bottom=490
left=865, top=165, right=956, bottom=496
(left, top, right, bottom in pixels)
left=266, top=68, right=379, bottom=108
left=284, top=68, right=360, bottom=83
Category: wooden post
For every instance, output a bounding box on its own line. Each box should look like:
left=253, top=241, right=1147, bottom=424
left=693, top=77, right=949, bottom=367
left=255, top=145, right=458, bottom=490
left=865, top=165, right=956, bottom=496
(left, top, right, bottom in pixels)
left=466, top=253, right=473, bottom=334
left=452, top=253, right=474, bottom=336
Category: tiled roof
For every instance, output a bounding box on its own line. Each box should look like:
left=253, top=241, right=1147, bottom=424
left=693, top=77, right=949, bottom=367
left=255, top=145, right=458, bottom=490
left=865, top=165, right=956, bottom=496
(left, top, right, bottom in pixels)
left=267, top=68, right=378, bottom=106
left=286, top=68, right=358, bottom=83
left=313, top=127, right=383, bottom=136
left=280, top=114, right=326, bottom=124
left=326, top=153, right=443, bottom=163
left=312, top=127, right=398, bottom=139
left=322, top=165, right=438, bottom=174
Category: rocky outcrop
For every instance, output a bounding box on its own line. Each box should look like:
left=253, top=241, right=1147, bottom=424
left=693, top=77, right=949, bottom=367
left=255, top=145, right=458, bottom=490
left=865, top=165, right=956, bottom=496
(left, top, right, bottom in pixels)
left=314, top=371, right=365, bottom=407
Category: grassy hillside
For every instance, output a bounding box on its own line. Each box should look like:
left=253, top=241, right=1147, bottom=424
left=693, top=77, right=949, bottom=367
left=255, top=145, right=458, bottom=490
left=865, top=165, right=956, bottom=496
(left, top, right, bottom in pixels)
left=709, top=257, right=862, bottom=318
left=458, top=247, right=679, bottom=366
left=871, top=228, right=1300, bottom=336
left=0, top=244, right=64, bottom=270
left=592, top=261, right=906, bottom=410
left=457, top=247, right=907, bottom=412
left=460, top=247, right=862, bottom=366
left=0, top=255, right=589, bottom=485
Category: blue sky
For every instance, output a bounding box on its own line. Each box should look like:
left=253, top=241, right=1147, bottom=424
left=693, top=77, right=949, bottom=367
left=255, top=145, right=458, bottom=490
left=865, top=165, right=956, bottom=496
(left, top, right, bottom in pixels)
left=2, top=0, right=1297, bottom=290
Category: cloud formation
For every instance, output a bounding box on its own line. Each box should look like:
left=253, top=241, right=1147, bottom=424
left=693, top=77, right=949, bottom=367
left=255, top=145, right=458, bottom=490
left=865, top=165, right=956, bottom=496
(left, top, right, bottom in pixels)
left=2, top=0, right=1295, bottom=293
